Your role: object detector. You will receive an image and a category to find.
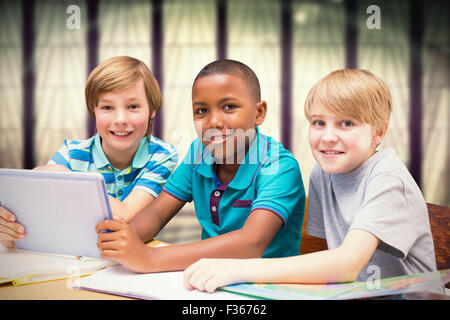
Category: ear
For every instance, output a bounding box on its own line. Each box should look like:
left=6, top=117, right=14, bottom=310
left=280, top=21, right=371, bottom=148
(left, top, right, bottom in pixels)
left=150, top=110, right=157, bottom=119
left=372, top=123, right=388, bottom=147
left=255, top=101, right=267, bottom=126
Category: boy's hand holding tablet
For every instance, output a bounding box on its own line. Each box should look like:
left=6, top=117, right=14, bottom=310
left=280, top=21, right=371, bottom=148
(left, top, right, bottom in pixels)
left=0, top=204, right=25, bottom=248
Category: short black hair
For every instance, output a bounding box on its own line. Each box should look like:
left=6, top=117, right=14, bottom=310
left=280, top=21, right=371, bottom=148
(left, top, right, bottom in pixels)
left=194, top=59, right=261, bottom=102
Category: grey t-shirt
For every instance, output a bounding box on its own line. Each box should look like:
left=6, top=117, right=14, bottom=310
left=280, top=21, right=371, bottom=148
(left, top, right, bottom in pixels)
left=306, top=148, right=439, bottom=286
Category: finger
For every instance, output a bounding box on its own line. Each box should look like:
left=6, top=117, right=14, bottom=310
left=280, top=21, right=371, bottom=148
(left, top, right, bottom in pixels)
left=191, top=272, right=214, bottom=292
left=186, top=263, right=210, bottom=291
left=95, top=220, right=112, bottom=233
left=97, top=230, right=121, bottom=244
left=0, top=230, right=22, bottom=242
left=183, top=261, right=201, bottom=288
left=98, top=239, right=124, bottom=253
left=95, top=219, right=125, bottom=233
left=0, top=240, right=16, bottom=248
left=184, top=281, right=195, bottom=290
left=113, top=216, right=127, bottom=223
left=204, top=277, right=221, bottom=293
left=0, top=207, right=16, bottom=222
left=184, top=260, right=199, bottom=278
left=0, top=221, right=25, bottom=238
left=99, top=248, right=121, bottom=260
left=97, top=235, right=126, bottom=253
left=183, top=269, right=194, bottom=290
left=184, top=269, right=196, bottom=290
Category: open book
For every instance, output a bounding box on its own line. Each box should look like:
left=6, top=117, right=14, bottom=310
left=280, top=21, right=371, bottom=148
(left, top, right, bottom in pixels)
left=220, top=269, right=450, bottom=300
left=74, top=264, right=251, bottom=300
left=74, top=262, right=449, bottom=300
left=0, top=246, right=116, bottom=286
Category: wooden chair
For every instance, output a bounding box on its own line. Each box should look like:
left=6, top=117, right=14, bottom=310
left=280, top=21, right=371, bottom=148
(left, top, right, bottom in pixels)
left=427, top=202, right=449, bottom=289
left=299, top=198, right=328, bottom=255
left=427, top=203, right=449, bottom=262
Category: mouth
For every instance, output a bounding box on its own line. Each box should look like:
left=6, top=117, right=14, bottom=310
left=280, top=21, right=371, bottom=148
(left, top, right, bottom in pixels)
left=205, top=132, right=236, bottom=144
left=110, top=130, right=134, bottom=137
left=320, top=150, right=344, bottom=156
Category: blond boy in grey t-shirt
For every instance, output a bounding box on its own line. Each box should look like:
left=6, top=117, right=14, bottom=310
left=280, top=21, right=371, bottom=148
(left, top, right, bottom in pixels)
left=307, top=148, right=437, bottom=282
left=181, top=69, right=443, bottom=294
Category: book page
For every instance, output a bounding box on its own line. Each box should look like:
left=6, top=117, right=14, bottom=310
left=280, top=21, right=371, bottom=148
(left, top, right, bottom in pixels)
left=221, top=270, right=450, bottom=300
left=0, top=247, right=115, bottom=279
left=76, top=264, right=252, bottom=300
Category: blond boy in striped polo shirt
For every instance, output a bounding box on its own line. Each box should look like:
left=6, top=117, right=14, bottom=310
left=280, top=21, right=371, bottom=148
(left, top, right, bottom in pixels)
left=0, top=56, right=177, bottom=247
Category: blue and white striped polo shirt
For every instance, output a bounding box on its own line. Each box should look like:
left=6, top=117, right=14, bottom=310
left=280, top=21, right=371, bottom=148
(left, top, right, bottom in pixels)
left=48, top=134, right=178, bottom=201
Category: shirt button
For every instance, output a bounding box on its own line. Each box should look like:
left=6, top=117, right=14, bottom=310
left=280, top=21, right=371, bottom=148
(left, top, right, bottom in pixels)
left=211, top=206, right=217, bottom=212
left=117, top=176, right=123, bottom=181
left=118, top=190, right=123, bottom=196
left=214, top=191, right=221, bottom=197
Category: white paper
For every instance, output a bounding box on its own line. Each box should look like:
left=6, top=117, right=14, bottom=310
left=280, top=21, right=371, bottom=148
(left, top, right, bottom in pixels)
left=76, top=265, right=252, bottom=300
left=0, top=248, right=115, bottom=279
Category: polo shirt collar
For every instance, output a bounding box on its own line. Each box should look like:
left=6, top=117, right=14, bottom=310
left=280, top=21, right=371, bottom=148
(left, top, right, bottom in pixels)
left=92, top=134, right=111, bottom=169
left=92, top=134, right=149, bottom=170
left=193, top=141, right=215, bottom=178
left=131, top=136, right=150, bottom=169
left=229, top=127, right=268, bottom=190
left=194, top=126, right=269, bottom=190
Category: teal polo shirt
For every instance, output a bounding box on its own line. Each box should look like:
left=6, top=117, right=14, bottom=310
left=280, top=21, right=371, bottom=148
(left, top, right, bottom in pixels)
left=163, top=127, right=305, bottom=258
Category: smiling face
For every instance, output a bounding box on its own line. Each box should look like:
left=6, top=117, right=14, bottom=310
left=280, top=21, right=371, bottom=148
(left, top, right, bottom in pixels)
left=308, top=103, right=384, bottom=174
left=94, top=79, right=153, bottom=169
left=192, top=74, right=266, bottom=163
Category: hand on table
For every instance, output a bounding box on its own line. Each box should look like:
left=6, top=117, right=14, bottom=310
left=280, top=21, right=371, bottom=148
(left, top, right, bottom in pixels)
left=183, top=258, right=246, bottom=293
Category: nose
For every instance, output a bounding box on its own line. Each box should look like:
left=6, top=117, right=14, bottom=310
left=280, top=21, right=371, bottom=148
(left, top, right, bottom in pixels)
left=321, top=126, right=338, bottom=144
left=113, top=108, right=128, bottom=125
left=208, top=110, right=224, bottom=129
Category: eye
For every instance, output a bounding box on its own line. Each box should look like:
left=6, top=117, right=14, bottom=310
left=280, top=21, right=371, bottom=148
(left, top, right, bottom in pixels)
left=128, top=104, right=139, bottom=110
left=99, top=105, right=113, bottom=111
left=341, top=120, right=354, bottom=128
left=224, top=104, right=237, bottom=111
left=195, top=108, right=207, bottom=115
left=312, top=120, right=325, bottom=126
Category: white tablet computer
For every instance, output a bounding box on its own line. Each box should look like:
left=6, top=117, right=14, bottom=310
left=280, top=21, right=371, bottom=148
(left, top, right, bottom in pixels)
left=0, top=168, right=112, bottom=258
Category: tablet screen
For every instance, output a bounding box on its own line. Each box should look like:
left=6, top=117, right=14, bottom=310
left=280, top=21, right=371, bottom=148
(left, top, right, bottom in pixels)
left=0, top=169, right=112, bottom=258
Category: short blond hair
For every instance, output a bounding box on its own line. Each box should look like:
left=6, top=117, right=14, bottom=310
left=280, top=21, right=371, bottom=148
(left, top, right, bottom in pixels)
left=304, top=69, right=392, bottom=132
left=85, top=56, right=161, bottom=136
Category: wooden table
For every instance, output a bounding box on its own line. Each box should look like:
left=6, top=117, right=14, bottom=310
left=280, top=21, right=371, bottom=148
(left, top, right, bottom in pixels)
left=0, top=240, right=165, bottom=300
